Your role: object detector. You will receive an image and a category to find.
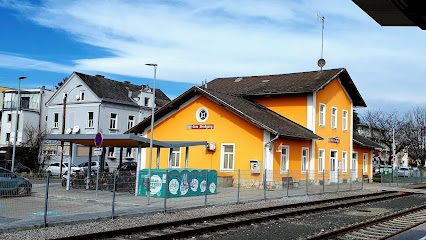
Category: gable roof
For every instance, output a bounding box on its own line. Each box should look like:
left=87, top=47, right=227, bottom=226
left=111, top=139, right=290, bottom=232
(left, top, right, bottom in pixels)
left=127, top=86, right=322, bottom=141
left=207, top=68, right=366, bottom=107
left=353, top=132, right=383, bottom=150
left=75, top=72, right=170, bottom=107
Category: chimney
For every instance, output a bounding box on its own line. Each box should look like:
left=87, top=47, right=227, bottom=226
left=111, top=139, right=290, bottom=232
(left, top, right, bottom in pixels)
left=124, top=81, right=131, bottom=84
left=95, top=74, right=105, bottom=78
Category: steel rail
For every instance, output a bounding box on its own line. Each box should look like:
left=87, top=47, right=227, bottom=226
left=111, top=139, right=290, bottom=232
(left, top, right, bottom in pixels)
left=53, top=191, right=410, bottom=240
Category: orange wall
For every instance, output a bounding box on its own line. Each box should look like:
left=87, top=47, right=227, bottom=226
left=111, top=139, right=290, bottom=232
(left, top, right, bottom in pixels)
left=315, top=78, right=352, bottom=174
left=144, top=95, right=265, bottom=178
left=253, top=95, right=308, bottom=127
left=272, top=138, right=311, bottom=180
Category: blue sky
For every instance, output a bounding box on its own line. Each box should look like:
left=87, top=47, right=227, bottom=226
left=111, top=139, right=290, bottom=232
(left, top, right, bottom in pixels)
left=0, top=0, right=425, bottom=112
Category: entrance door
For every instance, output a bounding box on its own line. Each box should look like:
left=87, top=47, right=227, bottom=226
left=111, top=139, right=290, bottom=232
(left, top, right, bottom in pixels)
left=351, top=152, right=358, bottom=181
left=330, top=150, right=338, bottom=183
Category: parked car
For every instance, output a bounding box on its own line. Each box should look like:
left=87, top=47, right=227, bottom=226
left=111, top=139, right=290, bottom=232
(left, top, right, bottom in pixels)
left=46, top=162, right=82, bottom=176
left=0, top=160, right=31, bottom=173
left=0, top=167, right=32, bottom=196
left=120, top=161, right=137, bottom=171
left=78, top=161, right=109, bottom=172
left=397, top=167, right=412, bottom=177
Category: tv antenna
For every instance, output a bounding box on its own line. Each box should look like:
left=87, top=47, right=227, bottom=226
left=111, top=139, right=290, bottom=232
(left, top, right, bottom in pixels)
left=317, top=13, right=326, bottom=70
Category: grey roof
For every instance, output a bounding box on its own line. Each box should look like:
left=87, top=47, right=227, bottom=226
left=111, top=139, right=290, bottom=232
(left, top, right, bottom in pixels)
left=75, top=72, right=170, bottom=107
left=207, top=68, right=366, bottom=107
left=128, top=86, right=322, bottom=141
left=353, top=132, right=383, bottom=150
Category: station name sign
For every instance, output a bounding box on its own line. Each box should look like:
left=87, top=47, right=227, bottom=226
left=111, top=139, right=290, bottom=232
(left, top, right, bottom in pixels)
left=187, top=124, right=214, bottom=130
left=328, top=137, right=340, bottom=143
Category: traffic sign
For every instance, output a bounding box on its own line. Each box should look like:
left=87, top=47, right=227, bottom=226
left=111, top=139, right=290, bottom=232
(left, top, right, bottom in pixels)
left=95, top=133, right=103, bottom=147
left=94, top=147, right=102, bottom=156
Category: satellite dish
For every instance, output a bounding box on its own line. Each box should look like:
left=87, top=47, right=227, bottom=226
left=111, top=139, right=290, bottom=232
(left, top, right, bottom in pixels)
left=66, top=128, right=72, bottom=134
left=72, top=126, right=80, bottom=134
left=75, top=94, right=80, bottom=100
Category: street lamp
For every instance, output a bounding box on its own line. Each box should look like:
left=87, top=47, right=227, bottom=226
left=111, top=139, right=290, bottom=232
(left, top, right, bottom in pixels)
left=145, top=63, right=157, bottom=205
left=11, top=76, right=27, bottom=173
left=59, top=84, right=83, bottom=177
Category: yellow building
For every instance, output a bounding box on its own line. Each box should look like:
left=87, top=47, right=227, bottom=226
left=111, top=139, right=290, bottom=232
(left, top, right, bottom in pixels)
left=129, top=68, right=378, bottom=184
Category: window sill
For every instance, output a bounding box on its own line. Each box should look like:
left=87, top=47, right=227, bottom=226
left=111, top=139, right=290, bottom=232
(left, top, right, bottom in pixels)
left=220, top=169, right=234, bottom=173
left=319, top=124, right=325, bottom=128
left=109, top=128, right=118, bottom=131
left=86, top=127, right=94, bottom=129
left=280, top=171, right=289, bottom=174
left=108, top=156, right=116, bottom=159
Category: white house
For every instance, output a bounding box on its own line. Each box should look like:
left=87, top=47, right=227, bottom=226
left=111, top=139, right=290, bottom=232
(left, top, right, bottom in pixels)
left=45, top=72, right=170, bottom=169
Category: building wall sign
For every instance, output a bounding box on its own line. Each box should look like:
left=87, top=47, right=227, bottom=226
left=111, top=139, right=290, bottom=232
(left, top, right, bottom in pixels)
left=187, top=124, right=214, bottom=130
left=328, top=137, right=340, bottom=143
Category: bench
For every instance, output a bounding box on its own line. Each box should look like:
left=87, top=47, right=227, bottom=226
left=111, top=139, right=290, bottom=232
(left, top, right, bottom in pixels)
left=363, top=175, right=369, bottom=182
left=282, top=177, right=299, bottom=188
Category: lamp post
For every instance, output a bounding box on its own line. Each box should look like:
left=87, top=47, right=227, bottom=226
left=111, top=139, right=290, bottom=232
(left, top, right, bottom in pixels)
left=59, top=84, right=83, bottom=177
left=145, top=63, right=157, bottom=205
left=11, top=76, right=27, bottom=173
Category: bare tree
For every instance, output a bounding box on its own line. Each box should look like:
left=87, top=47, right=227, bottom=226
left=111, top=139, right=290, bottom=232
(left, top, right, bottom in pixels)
left=403, top=107, right=426, bottom=167
left=361, top=110, right=410, bottom=164
left=20, top=125, right=50, bottom=173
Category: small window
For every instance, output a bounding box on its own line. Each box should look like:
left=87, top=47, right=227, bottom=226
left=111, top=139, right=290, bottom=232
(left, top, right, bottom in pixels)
left=54, top=113, right=59, bottom=128
left=331, top=107, right=337, bottom=129
left=319, top=104, right=326, bottom=127
left=196, top=107, right=209, bottom=123
left=342, top=151, right=348, bottom=173
left=318, top=149, right=325, bottom=173
left=110, top=113, right=117, bottom=129
left=128, top=115, right=135, bottom=129
left=108, top=147, right=115, bottom=158
left=221, top=144, right=235, bottom=171
left=80, top=91, right=85, bottom=101
left=21, top=97, right=30, bottom=109
left=280, top=146, right=289, bottom=173
left=342, top=110, right=348, bottom=131
left=7, top=114, right=12, bottom=122
left=126, top=148, right=133, bottom=158
left=88, top=112, right=94, bottom=128
left=170, top=148, right=181, bottom=168
left=144, top=97, right=150, bottom=107
left=301, top=148, right=309, bottom=173
left=6, top=133, right=10, bottom=142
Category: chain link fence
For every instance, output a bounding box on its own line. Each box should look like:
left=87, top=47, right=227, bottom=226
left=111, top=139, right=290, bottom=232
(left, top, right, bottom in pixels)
left=380, top=168, right=425, bottom=186
left=0, top=168, right=367, bottom=231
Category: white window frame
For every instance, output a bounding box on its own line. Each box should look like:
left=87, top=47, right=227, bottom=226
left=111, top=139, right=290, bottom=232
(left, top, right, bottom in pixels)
left=318, top=149, right=325, bottom=173
left=87, top=112, right=94, bottom=128
left=363, top=153, right=368, bottom=173
left=352, top=152, right=358, bottom=171
left=331, top=107, right=337, bottom=129
left=110, top=113, right=118, bottom=129
left=169, top=148, right=181, bottom=168
left=342, top=110, right=348, bottom=131
left=342, top=151, right=348, bottom=173
left=220, top=143, right=235, bottom=172
left=280, top=145, right=290, bottom=173
left=53, top=113, right=59, bottom=128
left=128, top=115, right=135, bottom=129
left=301, top=147, right=309, bottom=173
left=330, top=149, right=338, bottom=172
left=319, top=103, right=326, bottom=127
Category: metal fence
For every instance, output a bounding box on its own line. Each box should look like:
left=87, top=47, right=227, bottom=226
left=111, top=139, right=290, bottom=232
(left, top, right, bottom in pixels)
left=0, top=169, right=366, bottom=231
left=380, top=168, right=425, bottom=186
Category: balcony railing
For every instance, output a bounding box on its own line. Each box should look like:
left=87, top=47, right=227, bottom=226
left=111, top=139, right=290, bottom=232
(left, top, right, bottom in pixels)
left=2, top=101, right=39, bottom=111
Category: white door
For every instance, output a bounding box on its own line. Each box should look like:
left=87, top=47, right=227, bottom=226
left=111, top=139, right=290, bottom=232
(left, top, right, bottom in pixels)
left=330, top=150, right=338, bottom=183
left=351, top=152, right=358, bottom=181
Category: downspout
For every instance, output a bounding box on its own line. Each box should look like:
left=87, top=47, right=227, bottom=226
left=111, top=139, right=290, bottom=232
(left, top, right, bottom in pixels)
left=265, top=133, right=280, bottom=149
left=97, top=102, right=101, bottom=133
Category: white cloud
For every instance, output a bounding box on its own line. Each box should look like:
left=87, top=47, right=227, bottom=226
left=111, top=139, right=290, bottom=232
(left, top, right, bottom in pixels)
left=1, top=0, right=426, bottom=107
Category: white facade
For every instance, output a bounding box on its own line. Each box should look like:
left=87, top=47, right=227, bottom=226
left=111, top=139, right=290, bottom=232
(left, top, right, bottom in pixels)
left=0, top=88, right=54, bottom=147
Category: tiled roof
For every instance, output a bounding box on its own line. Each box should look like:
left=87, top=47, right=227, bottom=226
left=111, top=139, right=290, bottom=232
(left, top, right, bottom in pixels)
left=353, top=132, right=383, bottom=149
left=75, top=72, right=170, bottom=107
left=128, top=86, right=322, bottom=140
left=207, top=68, right=366, bottom=107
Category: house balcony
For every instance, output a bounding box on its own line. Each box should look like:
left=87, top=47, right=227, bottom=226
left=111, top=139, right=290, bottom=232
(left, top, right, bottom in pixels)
left=2, top=101, right=39, bottom=111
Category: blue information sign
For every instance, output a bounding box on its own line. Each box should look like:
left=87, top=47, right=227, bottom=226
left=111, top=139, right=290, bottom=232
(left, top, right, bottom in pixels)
left=95, top=133, right=103, bottom=147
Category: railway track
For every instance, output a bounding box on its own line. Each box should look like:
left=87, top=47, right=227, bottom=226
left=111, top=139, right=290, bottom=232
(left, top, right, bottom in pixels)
left=54, top=191, right=411, bottom=240
left=308, top=202, right=426, bottom=240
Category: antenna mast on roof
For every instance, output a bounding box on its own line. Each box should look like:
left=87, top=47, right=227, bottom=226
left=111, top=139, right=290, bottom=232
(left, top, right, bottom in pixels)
left=317, top=13, right=326, bottom=70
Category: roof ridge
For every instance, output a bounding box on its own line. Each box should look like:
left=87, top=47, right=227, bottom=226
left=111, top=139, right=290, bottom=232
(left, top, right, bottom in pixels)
left=211, top=68, right=345, bottom=80
left=75, top=72, right=144, bottom=88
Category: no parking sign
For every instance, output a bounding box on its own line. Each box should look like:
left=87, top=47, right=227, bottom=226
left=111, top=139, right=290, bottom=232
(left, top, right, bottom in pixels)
left=95, top=133, right=103, bottom=147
